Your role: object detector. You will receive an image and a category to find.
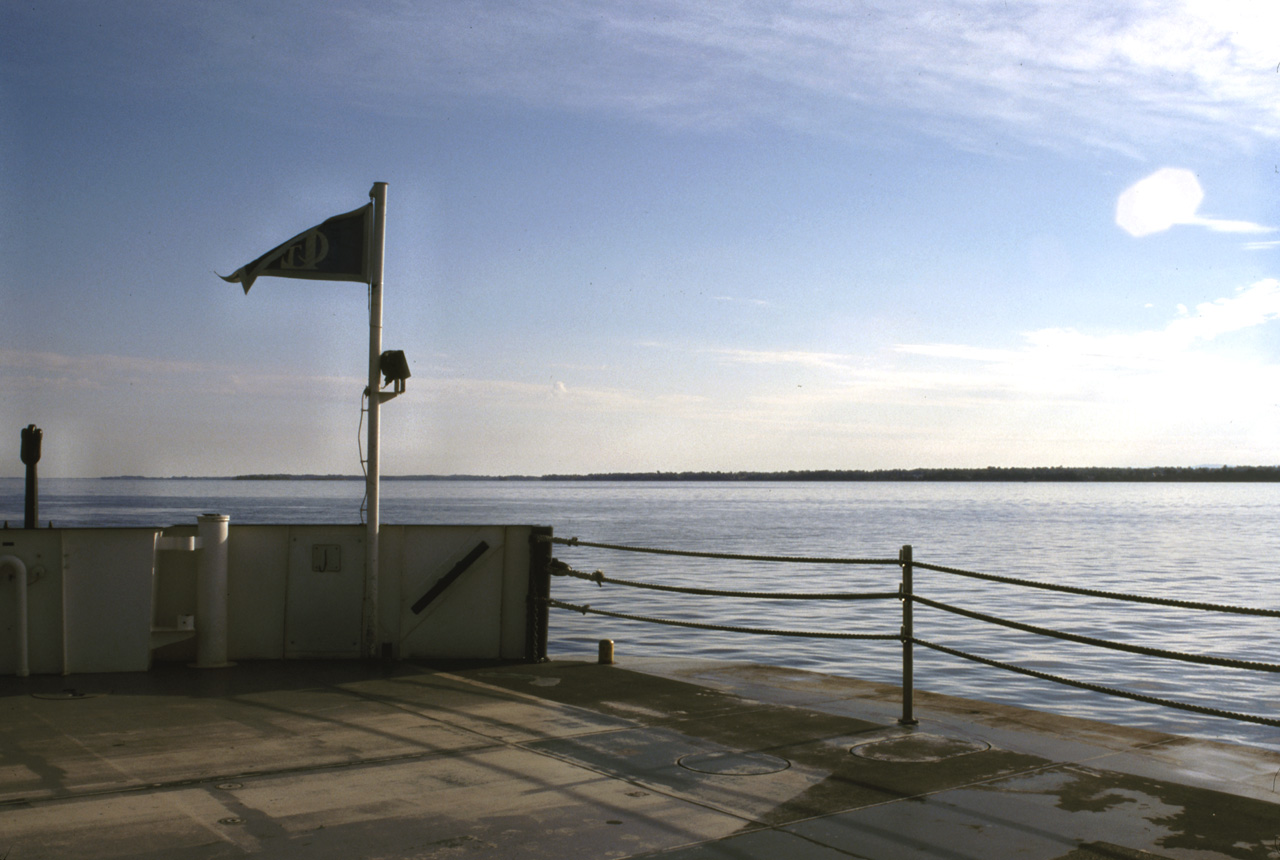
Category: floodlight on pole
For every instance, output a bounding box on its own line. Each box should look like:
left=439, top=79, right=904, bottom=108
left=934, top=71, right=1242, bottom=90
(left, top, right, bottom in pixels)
left=379, top=349, right=410, bottom=397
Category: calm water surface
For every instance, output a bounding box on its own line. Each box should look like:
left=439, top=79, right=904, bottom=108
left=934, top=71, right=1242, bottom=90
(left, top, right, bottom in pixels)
left=3, top=478, right=1278, bottom=751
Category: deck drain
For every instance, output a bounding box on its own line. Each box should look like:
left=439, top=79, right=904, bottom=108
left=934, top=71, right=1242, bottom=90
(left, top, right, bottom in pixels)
left=215, top=783, right=243, bottom=791
left=31, top=689, right=101, bottom=700
left=851, top=732, right=990, bottom=762
left=677, top=752, right=790, bottom=775
left=218, top=817, right=245, bottom=826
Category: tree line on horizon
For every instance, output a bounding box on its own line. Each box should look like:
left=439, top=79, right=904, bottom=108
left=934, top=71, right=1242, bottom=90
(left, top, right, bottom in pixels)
left=131, top=464, right=1277, bottom=482
left=537, top=465, right=1280, bottom=482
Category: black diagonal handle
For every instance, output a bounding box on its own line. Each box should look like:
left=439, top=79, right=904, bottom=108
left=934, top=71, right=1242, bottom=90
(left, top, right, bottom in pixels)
left=411, top=541, right=490, bottom=615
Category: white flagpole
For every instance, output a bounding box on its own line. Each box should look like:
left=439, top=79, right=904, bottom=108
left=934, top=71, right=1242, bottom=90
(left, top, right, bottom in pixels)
left=364, top=181, right=388, bottom=659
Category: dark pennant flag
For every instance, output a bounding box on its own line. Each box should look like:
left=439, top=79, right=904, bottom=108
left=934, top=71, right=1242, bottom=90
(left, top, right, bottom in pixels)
left=220, top=204, right=371, bottom=294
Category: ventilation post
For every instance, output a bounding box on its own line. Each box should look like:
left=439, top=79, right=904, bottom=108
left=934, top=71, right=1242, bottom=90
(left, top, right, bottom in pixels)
left=20, top=425, right=41, bottom=530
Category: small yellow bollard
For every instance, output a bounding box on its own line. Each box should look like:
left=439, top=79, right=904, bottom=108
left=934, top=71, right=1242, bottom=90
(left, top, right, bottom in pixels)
left=598, top=639, right=615, bottom=665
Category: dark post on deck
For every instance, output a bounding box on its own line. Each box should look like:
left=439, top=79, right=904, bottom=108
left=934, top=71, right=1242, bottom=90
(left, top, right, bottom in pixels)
left=899, top=543, right=918, bottom=725
left=20, top=424, right=42, bottom=530
left=526, top=527, right=553, bottom=662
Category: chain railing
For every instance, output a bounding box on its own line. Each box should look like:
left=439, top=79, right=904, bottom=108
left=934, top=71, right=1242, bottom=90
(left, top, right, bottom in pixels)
left=535, top=534, right=1280, bottom=730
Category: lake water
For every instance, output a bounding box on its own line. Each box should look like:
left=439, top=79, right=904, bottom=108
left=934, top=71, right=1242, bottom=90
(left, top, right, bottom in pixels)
left=3, top=478, right=1278, bottom=751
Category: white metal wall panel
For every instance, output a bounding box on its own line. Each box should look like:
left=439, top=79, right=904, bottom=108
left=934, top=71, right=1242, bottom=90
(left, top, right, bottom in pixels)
left=377, top=525, right=405, bottom=655
left=284, top=526, right=365, bottom=658
left=63, top=529, right=158, bottom=673
left=5, top=522, right=537, bottom=674
left=227, top=526, right=292, bottom=660
left=500, top=526, right=533, bottom=659
left=398, top=526, right=506, bottom=659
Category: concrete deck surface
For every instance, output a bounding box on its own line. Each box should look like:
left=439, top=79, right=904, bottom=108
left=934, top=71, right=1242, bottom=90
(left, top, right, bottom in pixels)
left=2, top=658, right=1278, bottom=859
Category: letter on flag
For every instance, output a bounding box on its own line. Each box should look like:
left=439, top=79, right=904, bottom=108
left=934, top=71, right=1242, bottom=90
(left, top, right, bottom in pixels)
left=220, top=204, right=371, bottom=294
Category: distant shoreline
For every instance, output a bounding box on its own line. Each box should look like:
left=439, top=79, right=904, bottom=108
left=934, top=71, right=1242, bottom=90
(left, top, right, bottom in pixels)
left=89, top=466, right=1280, bottom=482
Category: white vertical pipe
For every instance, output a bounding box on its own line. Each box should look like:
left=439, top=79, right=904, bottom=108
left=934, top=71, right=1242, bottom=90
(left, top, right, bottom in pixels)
left=364, top=181, right=388, bottom=659
left=2, top=555, right=28, bottom=677
left=195, top=514, right=232, bottom=668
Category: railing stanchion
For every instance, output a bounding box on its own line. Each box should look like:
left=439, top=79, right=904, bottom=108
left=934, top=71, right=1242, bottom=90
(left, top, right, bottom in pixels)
left=899, top=544, right=917, bottom=726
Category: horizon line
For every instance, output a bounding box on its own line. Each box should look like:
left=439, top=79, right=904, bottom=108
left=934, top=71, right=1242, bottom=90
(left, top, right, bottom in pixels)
left=19, top=464, right=1280, bottom=482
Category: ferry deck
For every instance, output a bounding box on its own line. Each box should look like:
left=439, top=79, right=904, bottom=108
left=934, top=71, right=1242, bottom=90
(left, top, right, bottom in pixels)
left=4, top=655, right=1279, bottom=859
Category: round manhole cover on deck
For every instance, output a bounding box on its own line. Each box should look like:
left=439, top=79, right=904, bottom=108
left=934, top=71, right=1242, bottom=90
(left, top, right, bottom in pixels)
left=851, top=733, right=990, bottom=762
left=677, top=752, right=791, bottom=775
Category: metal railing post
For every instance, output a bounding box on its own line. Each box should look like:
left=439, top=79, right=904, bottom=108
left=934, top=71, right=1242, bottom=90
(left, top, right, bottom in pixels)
left=899, top=544, right=917, bottom=725
left=526, top=527, right=553, bottom=662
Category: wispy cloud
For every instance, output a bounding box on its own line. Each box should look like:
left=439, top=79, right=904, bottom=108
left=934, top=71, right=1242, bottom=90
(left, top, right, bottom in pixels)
left=663, top=279, right=1280, bottom=411
left=892, top=344, right=1019, bottom=364
left=896, top=279, right=1280, bottom=383
left=705, top=347, right=855, bottom=371
left=714, top=295, right=770, bottom=307
left=450, top=2, right=1280, bottom=152
left=390, top=3, right=1279, bottom=153
left=0, top=349, right=362, bottom=399
left=37, top=2, right=1280, bottom=156
left=685, top=279, right=1280, bottom=465
left=1192, top=217, right=1273, bottom=234
left=416, top=375, right=708, bottom=415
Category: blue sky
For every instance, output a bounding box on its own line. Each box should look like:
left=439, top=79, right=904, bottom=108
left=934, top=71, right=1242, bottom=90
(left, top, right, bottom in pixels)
left=2, top=1, right=1278, bottom=477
